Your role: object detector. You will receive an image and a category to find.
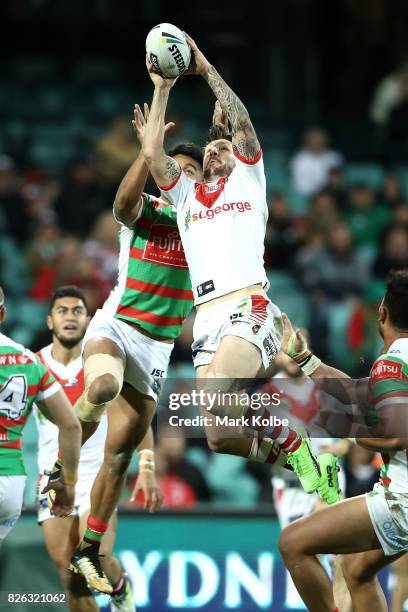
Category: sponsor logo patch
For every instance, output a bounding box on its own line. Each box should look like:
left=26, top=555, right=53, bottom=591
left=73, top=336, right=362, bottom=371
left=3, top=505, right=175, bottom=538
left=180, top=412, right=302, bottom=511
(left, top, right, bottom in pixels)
left=371, top=359, right=405, bottom=381
left=143, top=224, right=188, bottom=269
left=192, top=201, right=252, bottom=222
left=196, top=280, right=215, bottom=297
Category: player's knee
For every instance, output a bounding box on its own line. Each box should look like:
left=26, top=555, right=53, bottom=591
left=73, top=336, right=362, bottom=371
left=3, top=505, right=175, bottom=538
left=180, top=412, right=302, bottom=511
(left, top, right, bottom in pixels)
left=88, top=374, right=120, bottom=405
left=278, top=525, right=302, bottom=562
left=343, top=554, right=377, bottom=587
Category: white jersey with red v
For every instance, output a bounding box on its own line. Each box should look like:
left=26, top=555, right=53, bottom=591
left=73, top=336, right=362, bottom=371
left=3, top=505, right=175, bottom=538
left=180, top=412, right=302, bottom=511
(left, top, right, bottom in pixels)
left=34, top=343, right=107, bottom=479
left=159, top=149, right=269, bottom=305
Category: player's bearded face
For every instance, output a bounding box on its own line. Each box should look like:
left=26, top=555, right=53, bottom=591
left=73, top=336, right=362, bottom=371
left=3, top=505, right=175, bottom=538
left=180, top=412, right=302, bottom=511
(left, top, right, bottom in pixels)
left=48, top=298, right=89, bottom=348
left=203, top=139, right=235, bottom=180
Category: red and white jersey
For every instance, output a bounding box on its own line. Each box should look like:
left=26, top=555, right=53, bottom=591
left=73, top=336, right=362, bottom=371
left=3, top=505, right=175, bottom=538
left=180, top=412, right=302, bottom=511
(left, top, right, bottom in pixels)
left=33, top=343, right=107, bottom=481
left=368, top=338, right=408, bottom=494
left=160, top=150, right=269, bottom=305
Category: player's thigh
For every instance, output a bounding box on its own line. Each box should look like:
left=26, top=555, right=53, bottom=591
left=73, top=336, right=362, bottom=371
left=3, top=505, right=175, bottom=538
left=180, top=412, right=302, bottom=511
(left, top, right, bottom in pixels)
left=42, top=516, right=79, bottom=568
left=206, top=334, right=262, bottom=380
left=279, top=495, right=381, bottom=556
left=83, top=336, right=126, bottom=364
left=106, top=383, right=156, bottom=451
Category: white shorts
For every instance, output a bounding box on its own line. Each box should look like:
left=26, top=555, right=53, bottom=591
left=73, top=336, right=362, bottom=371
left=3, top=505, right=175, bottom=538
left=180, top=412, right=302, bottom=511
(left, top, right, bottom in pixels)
left=84, top=309, right=174, bottom=400
left=37, top=474, right=95, bottom=524
left=192, top=295, right=283, bottom=370
left=0, top=475, right=26, bottom=539
left=365, top=483, right=408, bottom=556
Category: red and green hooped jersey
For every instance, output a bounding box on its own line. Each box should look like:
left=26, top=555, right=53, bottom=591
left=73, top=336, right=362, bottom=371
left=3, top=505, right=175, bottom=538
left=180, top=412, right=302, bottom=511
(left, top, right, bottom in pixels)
left=368, top=338, right=408, bottom=493
left=103, top=194, right=193, bottom=339
left=0, top=332, right=59, bottom=476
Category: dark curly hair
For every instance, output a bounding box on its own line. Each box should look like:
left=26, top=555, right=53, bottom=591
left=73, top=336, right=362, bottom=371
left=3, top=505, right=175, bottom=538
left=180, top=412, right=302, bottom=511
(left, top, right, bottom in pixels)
left=384, top=269, right=408, bottom=329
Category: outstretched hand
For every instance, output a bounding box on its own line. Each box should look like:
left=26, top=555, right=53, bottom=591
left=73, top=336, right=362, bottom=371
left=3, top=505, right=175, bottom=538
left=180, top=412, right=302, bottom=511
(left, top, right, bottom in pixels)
left=130, top=470, right=163, bottom=513
left=146, top=55, right=178, bottom=89
left=132, top=103, right=175, bottom=145
left=184, top=33, right=211, bottom=76
left=280, top=313, right=309, bottom=360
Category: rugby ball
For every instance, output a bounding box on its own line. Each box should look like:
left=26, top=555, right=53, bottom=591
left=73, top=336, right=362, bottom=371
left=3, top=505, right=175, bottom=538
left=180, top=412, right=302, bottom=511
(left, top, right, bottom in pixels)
left=146, top=23, right=191, bottom=78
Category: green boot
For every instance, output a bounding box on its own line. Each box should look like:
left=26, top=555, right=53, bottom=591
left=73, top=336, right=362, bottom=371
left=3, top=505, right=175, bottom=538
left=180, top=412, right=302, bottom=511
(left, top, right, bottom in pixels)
left=286, top=438, right=321, bottom=493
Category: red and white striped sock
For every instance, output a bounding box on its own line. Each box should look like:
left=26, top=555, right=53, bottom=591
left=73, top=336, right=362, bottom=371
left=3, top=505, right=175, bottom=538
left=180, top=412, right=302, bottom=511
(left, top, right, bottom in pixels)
left=245, top=407, right=302, bottom=453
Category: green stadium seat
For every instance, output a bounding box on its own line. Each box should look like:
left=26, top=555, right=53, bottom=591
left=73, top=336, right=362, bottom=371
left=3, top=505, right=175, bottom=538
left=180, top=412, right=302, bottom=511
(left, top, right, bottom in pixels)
left=7, top=325, right=34, bottom=348
left=393, top=165, right=408, bottom=196
left=327, top=301, right=355, bottom=369
left=267, top=272, right=311, bottom=328
left=206, top=454, right=259, bottom=507
left=345, top=164, right=384, bottom=189
left=0, top=236, right=29, bottom=296
left=15, top=300, right=48, bottom=332
left=186, top=447, right=209, bottom=474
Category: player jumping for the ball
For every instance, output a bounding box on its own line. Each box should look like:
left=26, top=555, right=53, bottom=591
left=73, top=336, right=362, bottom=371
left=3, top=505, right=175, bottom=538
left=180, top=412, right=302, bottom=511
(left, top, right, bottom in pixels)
left=142, top=34, right=336, bottom=499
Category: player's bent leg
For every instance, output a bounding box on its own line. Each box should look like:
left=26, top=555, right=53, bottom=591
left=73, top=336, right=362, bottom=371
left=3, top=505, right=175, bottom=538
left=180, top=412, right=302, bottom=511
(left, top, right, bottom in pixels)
left=72, top=385, right=155, bottom=594
left=42, top=516, right=97, bottom=612
left=75, top=338, right=125, bottom=443
left=278, top=496, right=382, bottom=612
left=341, top=549, right=403, bottom=612
left=197, top=340, right=325, bottom=497
left=90, top=384, right=155, bottom=523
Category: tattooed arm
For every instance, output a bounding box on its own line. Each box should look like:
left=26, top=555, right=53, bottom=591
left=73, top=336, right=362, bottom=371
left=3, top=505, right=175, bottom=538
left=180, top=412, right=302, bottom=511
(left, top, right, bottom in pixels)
left=142, top=62, right=181, bottom=188
left=187, top=35, right=260, bottom=160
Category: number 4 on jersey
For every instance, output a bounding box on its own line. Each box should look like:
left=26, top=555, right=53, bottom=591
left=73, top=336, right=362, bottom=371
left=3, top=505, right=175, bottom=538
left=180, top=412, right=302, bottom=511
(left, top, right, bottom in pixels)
left=0, top=375, right=28, bottom=419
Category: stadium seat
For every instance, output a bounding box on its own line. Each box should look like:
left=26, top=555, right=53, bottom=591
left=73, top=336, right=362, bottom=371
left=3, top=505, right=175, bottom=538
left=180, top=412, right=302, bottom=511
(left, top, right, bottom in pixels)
left=0, top=236, right=29, bottom=296
left=267, top=271, right=311, bottom=328
left=327, top=300, right=356, bottom=369
left=345, top=163, right=384, bottom=189
left=393, top=165, right=408, bottom=196
left=206, top=454, right=260, bottom=507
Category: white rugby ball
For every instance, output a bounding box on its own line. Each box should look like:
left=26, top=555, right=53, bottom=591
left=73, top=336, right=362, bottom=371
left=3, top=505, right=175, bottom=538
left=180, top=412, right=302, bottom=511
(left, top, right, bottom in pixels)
left=146, top=23, right=191, bottom=78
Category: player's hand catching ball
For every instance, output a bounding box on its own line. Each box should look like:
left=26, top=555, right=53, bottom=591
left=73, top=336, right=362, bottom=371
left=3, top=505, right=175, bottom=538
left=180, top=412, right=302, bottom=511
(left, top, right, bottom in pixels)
left=130, top=471, right=163, bottom=513
left=146, top=56, right=178, bottom=89
left=132, top=103, right=175, bottom=145
left=42, top=478, right=75, bottom=517
left=184, top=34, right=211, bottom=76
